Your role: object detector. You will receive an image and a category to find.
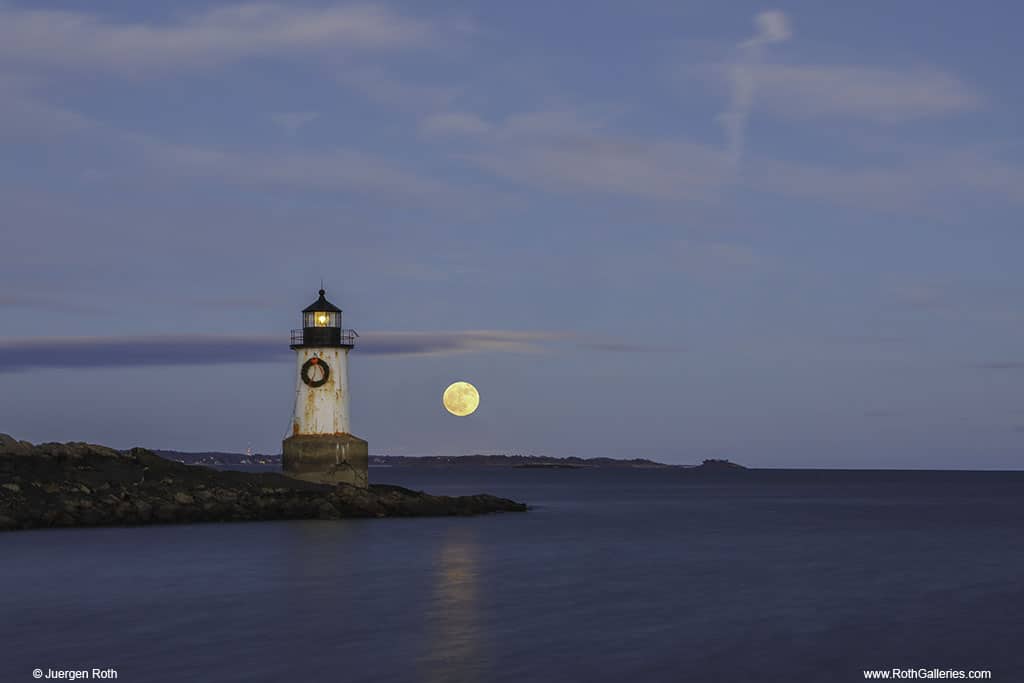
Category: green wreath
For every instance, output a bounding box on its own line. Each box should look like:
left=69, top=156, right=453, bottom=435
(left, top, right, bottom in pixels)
left=301, top=357, right=331, bottom=387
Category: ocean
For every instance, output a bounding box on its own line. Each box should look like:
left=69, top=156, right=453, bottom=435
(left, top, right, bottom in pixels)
left=2, top=466, right=1023, bottom=682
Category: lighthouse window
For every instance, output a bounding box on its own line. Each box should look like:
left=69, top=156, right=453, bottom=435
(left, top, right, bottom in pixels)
left=304, top=311, right=338, bottom=328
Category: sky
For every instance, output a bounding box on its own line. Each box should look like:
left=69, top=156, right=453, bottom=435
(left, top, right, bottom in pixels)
left=1, top=1, right=1023, bottom=468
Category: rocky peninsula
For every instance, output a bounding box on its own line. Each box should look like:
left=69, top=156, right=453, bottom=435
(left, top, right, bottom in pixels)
left=0, top=435, right=528, bottom=532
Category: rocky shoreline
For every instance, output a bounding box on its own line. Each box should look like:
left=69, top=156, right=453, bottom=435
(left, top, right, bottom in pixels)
left=0, top=435, right=528, bottom=532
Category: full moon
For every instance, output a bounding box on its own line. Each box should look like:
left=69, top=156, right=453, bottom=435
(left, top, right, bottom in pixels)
left=443, top=381, right=480, bottom=416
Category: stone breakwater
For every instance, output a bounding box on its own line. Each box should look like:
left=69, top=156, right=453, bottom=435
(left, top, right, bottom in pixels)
left=0, top=435, right=527, bottom=532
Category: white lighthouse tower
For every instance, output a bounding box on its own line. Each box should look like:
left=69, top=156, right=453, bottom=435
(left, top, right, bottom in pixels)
left=282, top=288, right=368, bottom=487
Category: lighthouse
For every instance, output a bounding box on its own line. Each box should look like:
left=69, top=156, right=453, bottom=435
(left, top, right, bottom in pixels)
left=282, top=288, right=368, bottom=487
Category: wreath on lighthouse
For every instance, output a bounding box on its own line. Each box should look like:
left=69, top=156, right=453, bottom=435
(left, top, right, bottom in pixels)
left=301, top=357, right=331, bottom=387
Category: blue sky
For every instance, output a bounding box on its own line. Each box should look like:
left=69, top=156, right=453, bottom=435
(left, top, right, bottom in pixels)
left=1, top=1, right=1023, bottom=467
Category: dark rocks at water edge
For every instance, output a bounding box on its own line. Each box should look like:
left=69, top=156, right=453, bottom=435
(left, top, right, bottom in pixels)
left=0, top=435, right=528, bottom=532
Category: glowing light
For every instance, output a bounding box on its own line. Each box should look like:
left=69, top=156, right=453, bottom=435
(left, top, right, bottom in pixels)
left=443, top=381, right=480, bottom=417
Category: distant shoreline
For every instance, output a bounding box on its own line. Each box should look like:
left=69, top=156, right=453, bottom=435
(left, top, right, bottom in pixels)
left=155, top=451, right=1024, bottom=473
left=154, top=450, right=747, bottom=471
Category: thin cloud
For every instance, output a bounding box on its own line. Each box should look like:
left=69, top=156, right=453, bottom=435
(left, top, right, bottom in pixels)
left=361, top=330, right=566, bottom=356
left=707, top=11, right=981, bottom=163
left=0, top=330, right=682, bottom=371
left=421, top=108, right=610, bottom=141
left=973, top=362, right=1024, bottom=371
left=0, top=293, right=105, bottom=314
left=190, top=296, right=280, bottom=310
left=425, top=107, right=730, bottom=201
left=497, top=110, right=610, bottom=139
left=748, top=149, right=1024, bottom=212
left=1, top=86, right=460, bottom=205
left=720, top=10, right=792, bottom=170
left=0, top=81, right=96, bottom=140
left=0, top=331, right=544, bottom=371
left=747, top=64, right=982, bottom=123
left=465, top=134, right=728, bottom=202
left=134, top=136, right=455, bottom=203
left=420, top=112, right=492, bottom=137
left=0, top=4, right=436, bottom=74
left=0, top=335, right=286, bottom=371
left=433, top=101, right=1021, bottom=210
left=337, top=67, right=459, bottom=111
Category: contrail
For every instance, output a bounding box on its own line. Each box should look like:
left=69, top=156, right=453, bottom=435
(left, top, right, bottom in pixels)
left=721, top=10, right=791, bottom=171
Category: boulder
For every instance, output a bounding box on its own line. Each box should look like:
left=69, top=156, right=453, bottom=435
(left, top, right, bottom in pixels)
left=0, top=434, right=33, bottom=456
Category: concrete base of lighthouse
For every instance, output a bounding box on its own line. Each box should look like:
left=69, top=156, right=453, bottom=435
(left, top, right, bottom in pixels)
left=282, top=434, right=368, bottom=488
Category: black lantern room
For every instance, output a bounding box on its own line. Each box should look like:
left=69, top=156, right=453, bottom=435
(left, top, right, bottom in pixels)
left=290, top=289, right=356, bottom=349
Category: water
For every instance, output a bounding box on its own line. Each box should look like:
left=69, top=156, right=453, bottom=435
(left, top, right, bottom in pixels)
left=2, top=467, right=1023, bottom=682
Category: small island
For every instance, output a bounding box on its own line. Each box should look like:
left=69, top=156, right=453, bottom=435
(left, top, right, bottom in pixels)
left=0, top=435, right=527, bottom=532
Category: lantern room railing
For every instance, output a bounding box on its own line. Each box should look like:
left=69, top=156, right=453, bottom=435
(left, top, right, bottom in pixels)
left=290, top=328, right=357, bottom=348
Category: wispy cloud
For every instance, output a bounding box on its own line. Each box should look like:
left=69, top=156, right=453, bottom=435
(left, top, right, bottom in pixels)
left=420, top=112, right=492, bottom=137
left=0, top=332, right=539, bottom=371
left=337, top=66, right=459, bottom=110
left=421, top=108, right=610, bottom=141
left=748, top=147, right=1024, bottom=211
left=190, top=296, right=280, bottom=311
left=463, top=130, right=728, bottom=201
left=973, top=362, right=1024, bottom=371
left=0, top=4, right=436, bottom=74
left=0, top=335, right=287, bottom=371
left=0, top=79, right=95, bottom=140
left=5, top=81, right=519, bottom=217
left=495, top=110, right=610, bottom=139
left=134, top=136, right=455, bottom=203
left=0, top=82, right=459, bottom=204
left=363, top=331, right=564, bottom=356
left=0, top=293, right=105, bottom=314
left=745, top=64, right=982, bottom=123
left=0, top=330, right=683, bottom=371
left=720, top=10, right=792, bottom=170
left=710, top=10, right=982, bottom=171
left=426, top=96, right=1021, bottom=210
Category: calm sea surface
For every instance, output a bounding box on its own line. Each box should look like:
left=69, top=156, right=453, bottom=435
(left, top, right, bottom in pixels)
left=2, top=467, right=1024, bottom=682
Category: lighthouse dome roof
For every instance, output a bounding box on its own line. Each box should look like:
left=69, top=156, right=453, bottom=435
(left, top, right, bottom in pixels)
left=302, top=289, right=342, bottom=313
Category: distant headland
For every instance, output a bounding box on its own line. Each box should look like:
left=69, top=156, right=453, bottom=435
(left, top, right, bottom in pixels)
left=155, top=449, right=747, bottom=471
left=0, top=435, right=527, bottom=533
